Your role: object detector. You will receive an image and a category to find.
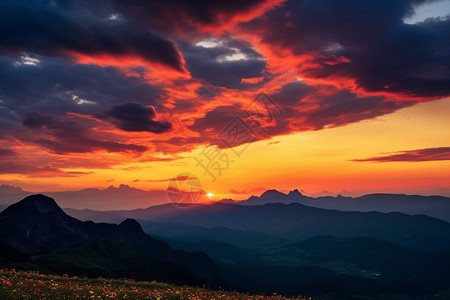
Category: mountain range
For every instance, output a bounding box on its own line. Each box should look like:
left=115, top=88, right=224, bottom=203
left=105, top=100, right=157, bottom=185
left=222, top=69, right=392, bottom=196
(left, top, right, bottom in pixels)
left=64, top=199, right=450, bottom=253
left=2, top=193, right=450, bottom=298
left=2, top=184, right=450, bottom=222
left=241, top=189, right=450, bottom=222
left=0, top=184, right=169, bottom=210
left=0, top=194, right=222, bottom=288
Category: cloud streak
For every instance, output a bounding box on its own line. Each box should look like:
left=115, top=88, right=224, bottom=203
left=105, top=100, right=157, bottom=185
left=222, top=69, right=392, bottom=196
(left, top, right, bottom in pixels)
left=22, top=112, right=147, bottom=154
left=0, top=1, right=185, bottom=71
left=353, top=147, right=450, bottom=162
left=98, top=103, right=172, bottom=133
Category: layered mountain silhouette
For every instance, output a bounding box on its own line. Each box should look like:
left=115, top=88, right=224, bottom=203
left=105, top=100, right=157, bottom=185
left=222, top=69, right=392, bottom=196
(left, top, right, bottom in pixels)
left=2, top=193, right=450, bottom=297
left=0, top=194, right=222, bottom=287
left=57, top=188, right=450, bottom=223
left=65, top=198, right=450, bottom=252
left=0, top=184, right=168, bottom=210
left=2, top=185, right=450, bottom=221
left=240, top=189, right=450, bottom=222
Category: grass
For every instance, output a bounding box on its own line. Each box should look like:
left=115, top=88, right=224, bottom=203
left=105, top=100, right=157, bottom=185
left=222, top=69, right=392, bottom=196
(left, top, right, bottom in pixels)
left=0, top=269, right=314, bottom=300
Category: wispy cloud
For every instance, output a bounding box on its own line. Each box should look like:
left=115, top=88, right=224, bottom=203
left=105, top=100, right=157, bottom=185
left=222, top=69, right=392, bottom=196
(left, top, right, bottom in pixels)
left=352, top=147, right=450, bottom=162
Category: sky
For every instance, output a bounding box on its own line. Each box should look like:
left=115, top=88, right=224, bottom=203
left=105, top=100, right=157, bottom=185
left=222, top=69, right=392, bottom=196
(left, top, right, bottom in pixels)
left=0, top=0, right=449, bottom=205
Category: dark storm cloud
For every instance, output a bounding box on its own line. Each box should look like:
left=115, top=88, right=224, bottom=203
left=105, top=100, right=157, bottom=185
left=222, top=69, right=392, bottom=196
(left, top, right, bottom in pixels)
left=195, top=86, right=224, bottom=99
left=301, top=91, right=402, bottom=130
left=182, top=38, right=267, bottom=89
left=0, top=0, right=184, bottom=71
left=266, top=83, right=405, bottom=133
left=0, top=148, right=16, bottom=158
left=153, top=136, right=209, bottom=154
left=0, top=56, right=164, bottom=128
left=353, top=147, right=450, bottom=162
left=110, top=0, right=272, bottom=31
left=21, top=112, right=55, bottom=129
left=187, top=104, right=274, bottom=149
left=21, top=112, right=147, bottom=154
left=0, top=162, right=61, bottom=175
left=1, top=0, right=448, bottom=158
left=0, top=161, right=91, bottom=176
left=271, top=81, right=314, bottom=106
left=242, top=0, right=450, bottom=98
left=99, top=103, right=172, bottom=133
left=189, top=105, right=242, bottom=133
left=185, top=85, right=406, bottom=143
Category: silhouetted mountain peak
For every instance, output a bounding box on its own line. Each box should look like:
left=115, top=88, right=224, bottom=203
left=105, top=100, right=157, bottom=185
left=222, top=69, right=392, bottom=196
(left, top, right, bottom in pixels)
left=246, top=195, right=259, bottom=202
left=0, top=195, right=223, bottom=287
left=119, top=218, right=143, bottom=231
left=106, top=184, right=136, bottom=191
left=217, top=198, right=235, bottom=204
left=288, top=189, right=303, bottom=198
left=5, top=194, right=63, bottom=215
left=241, top=189, right=297, bottom=205
left=260, top=189, right=287, bottom=199
left=0, top=184, right=25, bottom=194
left=79, top=187, right=101, bottom=192
left=106, top=185, right=116, bottom=190
left=119, top=184, right=133, bottom=190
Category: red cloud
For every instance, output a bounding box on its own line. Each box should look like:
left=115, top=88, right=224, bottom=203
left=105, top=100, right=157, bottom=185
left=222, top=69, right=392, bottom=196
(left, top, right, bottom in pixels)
left=2, top=0, right=450, bottom=174
left=114, top=0, right=286, bottom=34
left=229, top=189, right=248, bottom=194
left=0, top=162, right=90, bottom=177
left=352, top=147, right=450, bottom=162
left=22, top=112, right=148, bottom=155
left=133, top=175, right=198, bottom=183
left=241, top=77, right=265, bottom=84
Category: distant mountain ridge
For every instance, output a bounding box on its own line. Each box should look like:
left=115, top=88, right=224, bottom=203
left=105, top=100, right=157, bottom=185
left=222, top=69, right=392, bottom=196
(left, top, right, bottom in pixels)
left=2, top=184, right=450, bottom=221
left=239, top=189, right=450, bottom=222
left=0, top=194, right=222, bottom=287
left=45, top=185, right=169, bottom=210
left=64, top=200, right=450, bottom=253
left=0, top=184, right=169, bottom=210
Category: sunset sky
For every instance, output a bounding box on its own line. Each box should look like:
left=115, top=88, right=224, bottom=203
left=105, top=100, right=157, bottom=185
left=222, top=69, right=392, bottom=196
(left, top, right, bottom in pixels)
left=1, top=0, right=449, bottom=205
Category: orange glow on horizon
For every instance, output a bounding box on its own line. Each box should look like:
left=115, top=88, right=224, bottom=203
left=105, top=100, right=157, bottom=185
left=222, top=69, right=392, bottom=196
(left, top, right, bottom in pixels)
left=2, top=97, right=449, bottom=206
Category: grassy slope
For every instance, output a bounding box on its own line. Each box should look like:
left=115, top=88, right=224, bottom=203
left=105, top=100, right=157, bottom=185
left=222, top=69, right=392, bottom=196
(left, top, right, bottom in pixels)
left=0, top=269, right=312, bottom=300
left=28, top=240, right=173, bottom=283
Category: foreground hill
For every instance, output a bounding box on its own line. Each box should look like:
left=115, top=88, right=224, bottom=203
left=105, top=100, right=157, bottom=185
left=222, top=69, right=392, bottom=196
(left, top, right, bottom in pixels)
left=0, top=269, right=312, bottom=300
left=0, top=195, right=222, bottom=287
left=155, top=234, right=450, bottom=297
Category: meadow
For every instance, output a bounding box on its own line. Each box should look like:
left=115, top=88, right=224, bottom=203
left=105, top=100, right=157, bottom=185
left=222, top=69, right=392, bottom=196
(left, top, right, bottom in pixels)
left=0, top=269, right=313, bottom=300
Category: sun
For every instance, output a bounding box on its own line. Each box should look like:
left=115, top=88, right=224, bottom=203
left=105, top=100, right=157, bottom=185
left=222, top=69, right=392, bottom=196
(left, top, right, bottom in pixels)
left=206, top=192, right=214, bottom=199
